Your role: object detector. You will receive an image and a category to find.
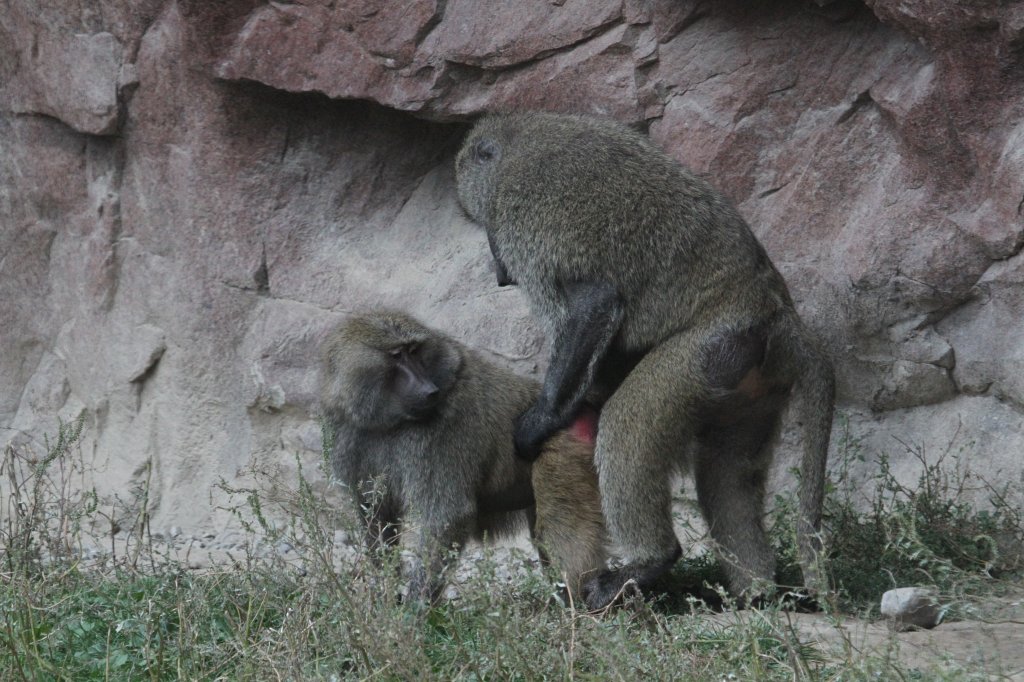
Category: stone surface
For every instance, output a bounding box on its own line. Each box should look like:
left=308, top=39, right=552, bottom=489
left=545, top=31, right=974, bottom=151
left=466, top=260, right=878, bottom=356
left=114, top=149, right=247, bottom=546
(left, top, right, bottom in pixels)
left=216, top=0, right=641, bottom=120
left=0, top=1, right=162, bottom=134
left=881, top=587, right=944, bottom=631
left=1, top=0, right=1023, bottom=533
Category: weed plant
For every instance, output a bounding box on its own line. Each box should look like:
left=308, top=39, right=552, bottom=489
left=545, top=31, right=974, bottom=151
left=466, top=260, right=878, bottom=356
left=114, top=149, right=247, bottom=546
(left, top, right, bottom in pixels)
left=773, top=422, right=1023, bottom=618
left=0, top=417, right=1016, bottom=680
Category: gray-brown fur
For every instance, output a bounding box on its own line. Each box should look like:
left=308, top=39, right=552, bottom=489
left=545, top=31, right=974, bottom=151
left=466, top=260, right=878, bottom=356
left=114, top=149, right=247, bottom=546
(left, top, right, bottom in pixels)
left=319, top=309, right=608, bottom=604
left=532, top=429, right=608, bottom=602
left=455, top=112, right=835, bottom=608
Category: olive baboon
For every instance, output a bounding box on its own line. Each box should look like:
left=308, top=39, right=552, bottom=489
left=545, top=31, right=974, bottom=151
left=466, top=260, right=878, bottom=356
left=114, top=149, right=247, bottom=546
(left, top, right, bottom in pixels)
left=319, top=309, right=607, bottom=604
left=455, top=112, right=835, bottom=609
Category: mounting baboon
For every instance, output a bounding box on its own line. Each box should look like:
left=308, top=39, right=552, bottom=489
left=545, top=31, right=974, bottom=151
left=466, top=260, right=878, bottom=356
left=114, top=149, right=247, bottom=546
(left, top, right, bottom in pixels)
left=456, top=112, right=835, bottom=609
left=319, top=310, right=607, bottom=604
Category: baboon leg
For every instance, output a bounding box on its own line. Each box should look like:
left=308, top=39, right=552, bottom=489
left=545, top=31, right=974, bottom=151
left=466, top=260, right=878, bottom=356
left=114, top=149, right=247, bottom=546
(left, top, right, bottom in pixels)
left=694, top=412, right=778, bottom=598
left=533, top=432, right=608, bottom=602
left=584, top=331, right=709, bottom=608
left=525, top=506, right=552, bottom=568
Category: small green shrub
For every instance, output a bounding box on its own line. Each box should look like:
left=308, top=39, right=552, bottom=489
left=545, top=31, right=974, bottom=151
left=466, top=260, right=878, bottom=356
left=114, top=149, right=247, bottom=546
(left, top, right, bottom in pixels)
left=805, top=429, right=1020, bottom=614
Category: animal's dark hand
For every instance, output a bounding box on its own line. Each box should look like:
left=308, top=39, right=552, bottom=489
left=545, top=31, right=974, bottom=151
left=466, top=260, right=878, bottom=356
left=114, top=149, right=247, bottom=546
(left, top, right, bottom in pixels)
left=513, top=405, right=558, bottom=462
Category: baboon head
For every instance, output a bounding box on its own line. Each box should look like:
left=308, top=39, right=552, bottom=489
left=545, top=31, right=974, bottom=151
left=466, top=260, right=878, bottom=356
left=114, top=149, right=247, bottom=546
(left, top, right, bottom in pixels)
left=319, top=311, right=463, bottom=429
left=455, top=118, right=510, bottom=226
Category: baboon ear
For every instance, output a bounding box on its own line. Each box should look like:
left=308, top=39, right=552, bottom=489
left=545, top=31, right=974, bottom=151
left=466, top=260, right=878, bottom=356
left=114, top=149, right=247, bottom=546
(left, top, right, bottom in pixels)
left=472, top=137, right=500, bottom=163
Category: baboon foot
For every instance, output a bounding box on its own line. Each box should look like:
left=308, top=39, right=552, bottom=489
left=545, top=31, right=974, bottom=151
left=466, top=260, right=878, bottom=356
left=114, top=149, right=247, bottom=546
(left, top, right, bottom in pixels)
left=581, top=547, right=681, bottom=610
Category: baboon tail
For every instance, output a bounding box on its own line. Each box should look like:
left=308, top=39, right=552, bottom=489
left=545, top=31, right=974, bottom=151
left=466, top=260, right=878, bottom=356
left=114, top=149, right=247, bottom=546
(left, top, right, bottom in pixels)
left=780, top=314, right=835, bottom=593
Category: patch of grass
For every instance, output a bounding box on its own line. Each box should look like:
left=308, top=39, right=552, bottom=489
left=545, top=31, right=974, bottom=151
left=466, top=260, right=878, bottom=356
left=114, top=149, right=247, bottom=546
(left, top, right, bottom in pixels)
left=0, top=416, right=1018, bottom=679
left=768, top=421, right=1024, bottom=617
left=2, top=566, right=297, bottom=679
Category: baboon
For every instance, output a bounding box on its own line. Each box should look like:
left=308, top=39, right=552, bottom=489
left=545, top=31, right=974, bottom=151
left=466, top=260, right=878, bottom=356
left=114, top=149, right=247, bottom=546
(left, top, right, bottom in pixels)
left=319, top=309, right=607, bottom=604
left=455, top=112, right=836, bottom=609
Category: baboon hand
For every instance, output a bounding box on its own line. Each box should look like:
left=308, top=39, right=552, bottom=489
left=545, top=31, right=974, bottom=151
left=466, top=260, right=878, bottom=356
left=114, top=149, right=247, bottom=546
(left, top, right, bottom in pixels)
left=514, top=404, right=560, bottom=462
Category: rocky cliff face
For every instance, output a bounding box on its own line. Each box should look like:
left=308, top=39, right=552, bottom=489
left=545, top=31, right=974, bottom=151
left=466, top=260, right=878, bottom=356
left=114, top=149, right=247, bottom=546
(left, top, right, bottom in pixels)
left=2, top=0, right=1023, bottom=531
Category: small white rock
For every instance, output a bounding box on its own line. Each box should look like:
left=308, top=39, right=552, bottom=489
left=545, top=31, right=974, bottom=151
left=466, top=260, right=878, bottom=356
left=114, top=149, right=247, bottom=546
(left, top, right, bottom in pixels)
left=881, top=587, right=942, bottom=631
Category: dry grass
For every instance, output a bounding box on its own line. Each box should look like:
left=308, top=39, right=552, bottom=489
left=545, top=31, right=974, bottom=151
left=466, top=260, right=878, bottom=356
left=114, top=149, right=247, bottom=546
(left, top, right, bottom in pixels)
left=0, top=417, right=1016, bottom=680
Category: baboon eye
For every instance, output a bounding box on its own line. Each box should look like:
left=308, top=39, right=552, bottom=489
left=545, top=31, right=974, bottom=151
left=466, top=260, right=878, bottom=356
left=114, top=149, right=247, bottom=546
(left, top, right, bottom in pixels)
left=473, top=138, right=499, bottom=163
left=388, top=348, right=403, bottom=358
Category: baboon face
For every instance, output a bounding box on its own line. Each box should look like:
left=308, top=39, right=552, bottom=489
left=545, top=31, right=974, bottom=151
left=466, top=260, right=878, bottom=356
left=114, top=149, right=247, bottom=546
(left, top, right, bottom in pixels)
left=320, top=312, right=462, bottom=429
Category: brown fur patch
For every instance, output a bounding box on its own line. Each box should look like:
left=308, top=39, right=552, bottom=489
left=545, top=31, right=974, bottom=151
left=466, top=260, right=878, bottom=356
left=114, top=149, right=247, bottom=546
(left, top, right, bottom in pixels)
left=735, top=366, right=768, bottom=400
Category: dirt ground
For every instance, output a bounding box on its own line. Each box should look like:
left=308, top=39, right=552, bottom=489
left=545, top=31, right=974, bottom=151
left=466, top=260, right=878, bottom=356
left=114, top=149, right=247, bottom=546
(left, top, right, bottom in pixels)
left=715, top=605, right=1024, bottom=679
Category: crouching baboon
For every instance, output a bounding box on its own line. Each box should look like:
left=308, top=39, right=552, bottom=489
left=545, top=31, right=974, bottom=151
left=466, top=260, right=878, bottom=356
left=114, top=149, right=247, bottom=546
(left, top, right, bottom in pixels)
left=319, top=309, right=607, bottom=604
left=456, top=112, right=836, bottom=609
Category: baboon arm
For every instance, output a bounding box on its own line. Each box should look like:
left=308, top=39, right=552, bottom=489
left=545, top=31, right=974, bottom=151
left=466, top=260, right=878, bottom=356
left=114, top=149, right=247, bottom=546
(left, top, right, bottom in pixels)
left=408, top=512, right=474, bottom=604
left=515, top=280, right=623, bottom=461
left=487, top=229, right=515, bottom=287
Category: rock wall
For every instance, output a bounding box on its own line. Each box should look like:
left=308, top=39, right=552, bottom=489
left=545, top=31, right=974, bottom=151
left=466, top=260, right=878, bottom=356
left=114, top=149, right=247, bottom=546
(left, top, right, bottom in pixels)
left=2, top=0, right=1023, bottom=532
